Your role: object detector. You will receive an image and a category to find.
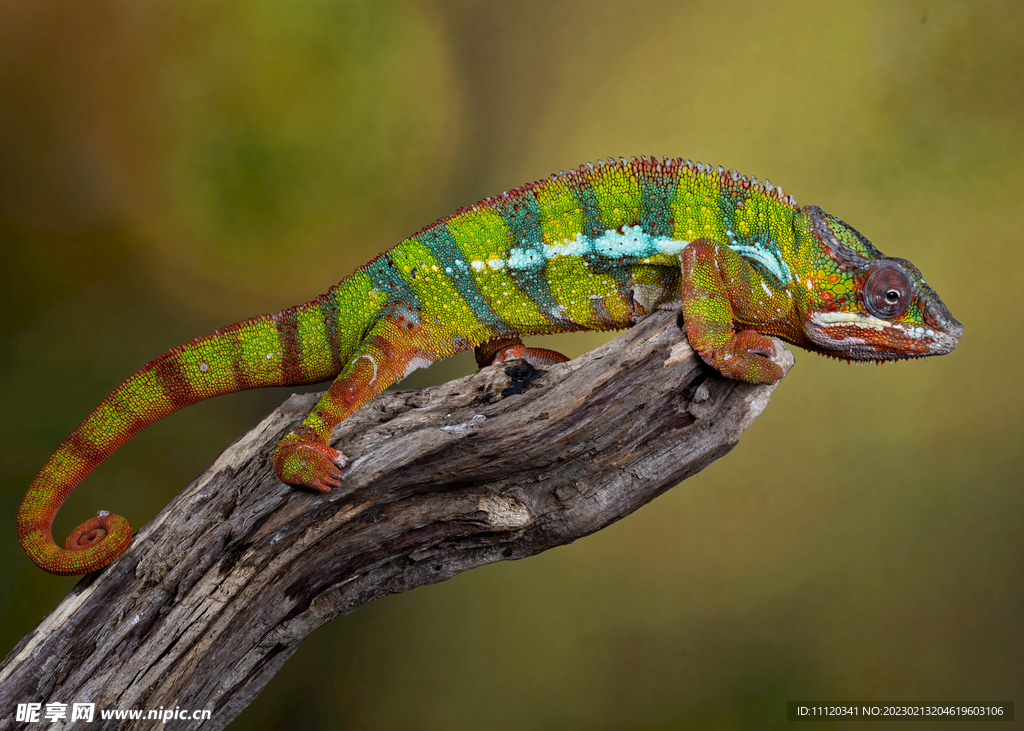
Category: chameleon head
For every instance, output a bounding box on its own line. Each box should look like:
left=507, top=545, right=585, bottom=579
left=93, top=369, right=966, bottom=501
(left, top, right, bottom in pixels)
left=797, top=205, right=963, bottom=362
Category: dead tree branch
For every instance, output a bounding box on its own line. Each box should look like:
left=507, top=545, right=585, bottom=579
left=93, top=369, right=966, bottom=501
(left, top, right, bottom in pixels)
left=0, top=310, right=793, bottom=730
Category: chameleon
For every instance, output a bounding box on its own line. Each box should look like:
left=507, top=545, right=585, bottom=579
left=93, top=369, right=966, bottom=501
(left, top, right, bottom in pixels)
left=17, top=156, right=962, bottom=576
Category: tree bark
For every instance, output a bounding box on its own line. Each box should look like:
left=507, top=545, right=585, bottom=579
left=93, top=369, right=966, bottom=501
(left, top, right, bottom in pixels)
left=0, top=310, right=792, bottom=730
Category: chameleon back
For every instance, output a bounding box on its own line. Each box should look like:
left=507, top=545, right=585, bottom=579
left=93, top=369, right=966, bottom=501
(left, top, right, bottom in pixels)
left=375, top=156, right=801, bottom=359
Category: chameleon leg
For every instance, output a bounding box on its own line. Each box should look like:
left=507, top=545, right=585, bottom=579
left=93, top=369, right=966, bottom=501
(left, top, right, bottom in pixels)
left=680, top=238, right=785, bottom=385
left=273, top=318, right=436, bottom=492
left=474, top=337, right=570, bottom=368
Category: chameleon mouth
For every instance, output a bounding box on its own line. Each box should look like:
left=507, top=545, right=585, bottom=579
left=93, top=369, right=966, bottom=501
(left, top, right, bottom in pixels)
left=805, top=311, right=960, bottom=360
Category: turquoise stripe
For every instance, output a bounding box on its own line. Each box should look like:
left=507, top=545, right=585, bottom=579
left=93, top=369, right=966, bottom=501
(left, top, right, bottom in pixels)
left=417, top=223, right=510, bottom=335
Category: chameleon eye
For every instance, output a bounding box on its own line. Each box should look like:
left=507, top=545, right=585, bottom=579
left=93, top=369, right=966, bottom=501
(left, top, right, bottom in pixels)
left=864, top=266, right=912, bottom=318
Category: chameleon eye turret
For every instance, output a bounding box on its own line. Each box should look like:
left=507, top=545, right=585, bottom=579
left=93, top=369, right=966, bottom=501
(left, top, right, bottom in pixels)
left=863, top=266, right=912, bottom=319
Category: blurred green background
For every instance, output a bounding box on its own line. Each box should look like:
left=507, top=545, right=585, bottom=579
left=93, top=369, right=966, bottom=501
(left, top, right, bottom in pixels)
left=1, top=0, right=1020, bottom=728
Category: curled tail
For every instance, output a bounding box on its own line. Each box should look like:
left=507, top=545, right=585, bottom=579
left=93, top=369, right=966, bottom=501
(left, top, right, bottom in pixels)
left=17, top=296, right=352, bottom=575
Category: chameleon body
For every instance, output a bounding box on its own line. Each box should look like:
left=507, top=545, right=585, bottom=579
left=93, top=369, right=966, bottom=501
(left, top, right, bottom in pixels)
left=17, top=157, right=962, bottom=575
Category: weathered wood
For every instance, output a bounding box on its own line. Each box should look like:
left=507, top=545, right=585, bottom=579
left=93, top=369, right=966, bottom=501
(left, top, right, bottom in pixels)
left=0, top=310, right=792, bottom=729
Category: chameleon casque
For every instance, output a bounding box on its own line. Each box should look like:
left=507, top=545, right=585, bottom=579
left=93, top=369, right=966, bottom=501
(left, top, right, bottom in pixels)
left=17, top=156, right=962, bottom=576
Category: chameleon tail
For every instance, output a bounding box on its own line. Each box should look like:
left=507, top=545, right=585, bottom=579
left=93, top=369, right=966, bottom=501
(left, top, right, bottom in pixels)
left=17, top=298, right=351, bottom=576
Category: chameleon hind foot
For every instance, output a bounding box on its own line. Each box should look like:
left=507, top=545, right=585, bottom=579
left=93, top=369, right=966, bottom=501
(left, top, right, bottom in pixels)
left=273, top=431, right=348, bottom=493
left=475, top=337, right=570, bottom=368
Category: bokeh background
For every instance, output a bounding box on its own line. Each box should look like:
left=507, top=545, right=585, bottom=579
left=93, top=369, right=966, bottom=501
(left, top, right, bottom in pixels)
left=1, top=1, right=1020, bottom=728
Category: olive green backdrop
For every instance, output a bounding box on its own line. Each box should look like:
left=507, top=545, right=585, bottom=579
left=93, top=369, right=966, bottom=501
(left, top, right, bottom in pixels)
left=1, top=1, right=1019, bottom=728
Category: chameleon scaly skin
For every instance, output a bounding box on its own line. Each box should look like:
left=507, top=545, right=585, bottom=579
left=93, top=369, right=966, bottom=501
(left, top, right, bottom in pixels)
left=17, top=156, right=962, bottom=575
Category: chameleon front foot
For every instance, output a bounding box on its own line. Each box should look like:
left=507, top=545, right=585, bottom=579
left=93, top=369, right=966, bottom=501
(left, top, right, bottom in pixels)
left=273, top=432, right=348, bottom=493
left=694, top=329, right=785, bottom=385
